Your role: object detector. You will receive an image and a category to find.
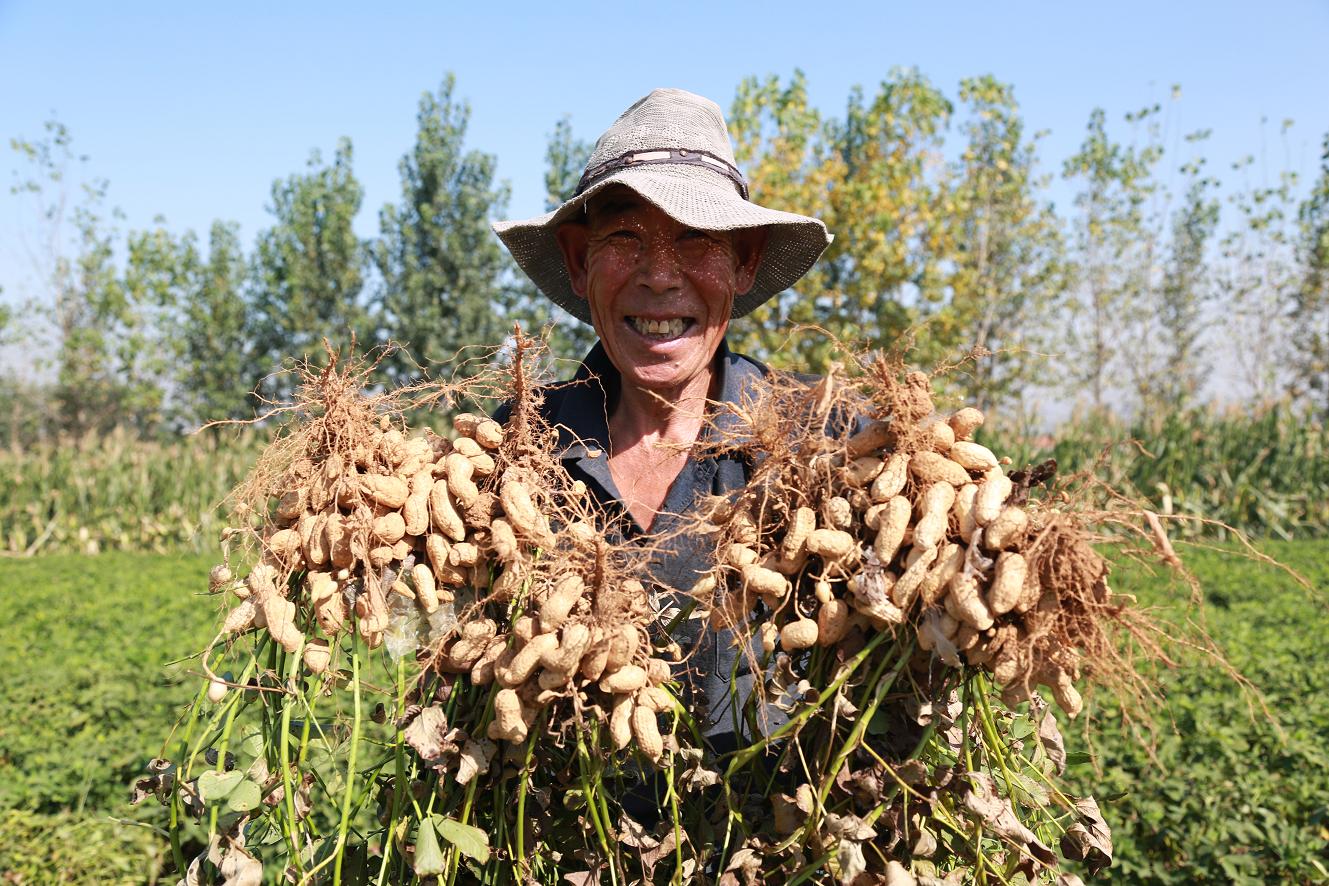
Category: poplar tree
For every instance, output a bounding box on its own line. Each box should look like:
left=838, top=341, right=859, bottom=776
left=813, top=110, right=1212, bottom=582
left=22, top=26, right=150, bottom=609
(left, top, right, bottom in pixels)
left=1060, top=106, right=1163, bottom=413
left=1155, top=144, right=1220, bottom=409
left=177, top=221, right=256, bottom=425
left=943, top=76, right=1065, bottom=417
left=729, top=70, right=955, bottom=372
left=511, top=116, right=598, bottom=364
left=373, top=75, right=511, bottom=385
left=1293, top=133, right=1329, bottom=419
left=251, top=138, right=368, bottom=402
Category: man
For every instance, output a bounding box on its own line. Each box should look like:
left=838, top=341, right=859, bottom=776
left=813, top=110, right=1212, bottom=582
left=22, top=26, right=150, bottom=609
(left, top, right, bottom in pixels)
left=492, top=88, right=831, bottom=745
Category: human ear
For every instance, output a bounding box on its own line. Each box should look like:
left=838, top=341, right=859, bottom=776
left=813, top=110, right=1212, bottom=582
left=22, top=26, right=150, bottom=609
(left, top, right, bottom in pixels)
left=555, top=222, right=591, bottom=298
left=732, top=226, right=768, bottom=295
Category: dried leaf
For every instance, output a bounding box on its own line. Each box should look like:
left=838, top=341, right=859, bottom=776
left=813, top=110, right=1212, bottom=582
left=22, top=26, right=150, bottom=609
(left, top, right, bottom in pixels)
left=1036, top=702, right=1067, bottom=775
left=680, top=753, right=721, bottom=791
left=825, top=812, right=877, bottom=842
left=832, top=687, right=859, bottom=720
left=131, top=758, right=175, bottom=806
left=1060, top=795, right=1113, bottom=875
left=911, top=825, right=937, bottom=858
left=617, top=813, right=660, bottom=850
left=456, top=738, right=495, bottom=786
left=217, top=844, right=262, bottom=886
left=894, top=759, right=928, bottom=785
left=639, top=829, right=680, bottom=879
left=772, top=793, right=804, bottom=836
left=836, top=838, right=867, bottom=885
left=885, top=860, right=917, bottom=886
left=403, top=706, right=453, bottom=764
left=963, top=773, right=1056, bottom=867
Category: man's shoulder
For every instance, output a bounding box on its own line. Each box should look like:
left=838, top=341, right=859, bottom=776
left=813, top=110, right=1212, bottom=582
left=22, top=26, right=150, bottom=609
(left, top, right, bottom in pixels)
left=728, top=349, right=820, bottom=388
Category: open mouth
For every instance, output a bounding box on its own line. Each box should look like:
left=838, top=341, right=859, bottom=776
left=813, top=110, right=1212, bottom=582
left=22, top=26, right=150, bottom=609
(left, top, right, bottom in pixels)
left=627, top=316, right=693, bottom=340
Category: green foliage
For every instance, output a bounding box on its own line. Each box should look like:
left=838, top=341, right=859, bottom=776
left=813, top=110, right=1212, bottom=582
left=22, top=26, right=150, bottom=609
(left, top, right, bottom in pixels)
left=373, top=75, right=513, bottom=385
left=0, top=550, right=215, bottom=815
left=985, top=403, right=1329, bottom=539
left=1060, top=104, right=1164, bottom=412
left=941, top=75, right=1065, bottom=414
left=0, top=428, right=261, bottom=555
left=1066, top=542, right=1329, bottom=884
left=252, top=137, right=369, bottom=401
left=0, top=809, right=170, bottom=885
left=1293, top=133, right=1329, bottom=419
left=176, top=221, right=257, bottom=426
left=0, top=552, right=216, bottom=883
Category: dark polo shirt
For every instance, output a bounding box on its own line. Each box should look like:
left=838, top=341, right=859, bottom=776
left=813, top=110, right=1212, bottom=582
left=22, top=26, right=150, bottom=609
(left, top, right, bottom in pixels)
left=494, top=338, right=779, bottom=745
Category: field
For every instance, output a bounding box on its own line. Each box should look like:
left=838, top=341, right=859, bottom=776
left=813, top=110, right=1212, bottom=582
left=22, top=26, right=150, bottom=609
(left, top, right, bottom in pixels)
left=0, top=543, right=1326, bottom=884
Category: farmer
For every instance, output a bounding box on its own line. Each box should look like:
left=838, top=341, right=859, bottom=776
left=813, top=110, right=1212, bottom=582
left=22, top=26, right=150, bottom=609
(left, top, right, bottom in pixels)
left=492, top=88, right=831, bottom=749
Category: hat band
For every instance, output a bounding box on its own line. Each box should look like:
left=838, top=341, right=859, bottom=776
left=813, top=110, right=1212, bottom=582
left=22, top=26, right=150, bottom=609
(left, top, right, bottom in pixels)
left=574, top=148, right=750, bottom=200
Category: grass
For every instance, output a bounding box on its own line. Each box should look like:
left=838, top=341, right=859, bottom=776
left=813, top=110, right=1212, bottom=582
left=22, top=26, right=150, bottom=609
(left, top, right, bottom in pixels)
left=0, top=551, right=217, bottom=884
left=0, top=542, right=1324, bottom=883
left=1066, top=540, right=1329, bottom=884
left=983, top=404, right=1329, bottom=540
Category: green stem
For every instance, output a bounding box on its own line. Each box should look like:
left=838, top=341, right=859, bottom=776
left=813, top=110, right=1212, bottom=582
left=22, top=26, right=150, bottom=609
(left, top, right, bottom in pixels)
left=515, top=727, right=537, bottom=879
left=725, top=629, right=889, bottom=776
left=332, top=642, right=363, bottom=886
left=376, top=656, right=410, bottom=884
left=280, top=637, right=307, bottom=878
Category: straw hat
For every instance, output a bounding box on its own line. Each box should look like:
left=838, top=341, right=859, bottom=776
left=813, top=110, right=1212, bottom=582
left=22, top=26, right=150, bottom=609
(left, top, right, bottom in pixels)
left=493, top=88, right=832, bottom=325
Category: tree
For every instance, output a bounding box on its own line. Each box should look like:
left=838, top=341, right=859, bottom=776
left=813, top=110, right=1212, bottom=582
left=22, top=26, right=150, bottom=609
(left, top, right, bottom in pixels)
left=1214, top=123, right=1301, bottom=406
left=373, top=75, right=512, bottom=385
left=940, top=76, right=1066, bottom=417
left=177, top=221, right=257, bottom=426
left=1060, top=105, right=1163, bottom=414
left=728, top=70, right=955, bottom=373
left=116, top=222, right=197, bottom=432
left=508, top=116, right=598, bottom=365
left=251, top=138, right=368, bottom=401
left=1292, top=132, right=1329, bottom=419
left=1154, top=140, right=1220, bottom=409
left=9, top=122, right=126, bottom=436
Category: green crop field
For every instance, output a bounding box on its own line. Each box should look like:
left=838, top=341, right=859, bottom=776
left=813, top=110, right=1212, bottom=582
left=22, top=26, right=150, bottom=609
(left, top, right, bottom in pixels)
left=0, top=543, right=1325, bottom=884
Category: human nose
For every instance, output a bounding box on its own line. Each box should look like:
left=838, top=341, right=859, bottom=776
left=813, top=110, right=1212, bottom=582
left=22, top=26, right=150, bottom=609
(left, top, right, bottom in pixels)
left=636, top=233, right=683, bottom=294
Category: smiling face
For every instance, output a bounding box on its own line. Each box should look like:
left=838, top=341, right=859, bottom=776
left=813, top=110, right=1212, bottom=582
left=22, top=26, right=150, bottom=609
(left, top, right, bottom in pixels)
left=555, top=187, right=766, bottom=401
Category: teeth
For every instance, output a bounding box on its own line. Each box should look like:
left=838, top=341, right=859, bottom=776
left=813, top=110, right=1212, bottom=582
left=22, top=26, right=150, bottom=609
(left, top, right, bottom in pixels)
left=631, top=317, right=687, bottom=337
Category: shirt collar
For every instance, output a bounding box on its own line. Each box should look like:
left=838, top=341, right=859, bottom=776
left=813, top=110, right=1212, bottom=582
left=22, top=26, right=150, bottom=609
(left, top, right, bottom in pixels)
left=549, top=337, right=760, bottom=459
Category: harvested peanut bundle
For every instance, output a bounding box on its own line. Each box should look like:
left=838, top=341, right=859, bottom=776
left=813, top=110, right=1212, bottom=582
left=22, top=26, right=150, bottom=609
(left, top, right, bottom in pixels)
left=671, top=354, right=1182, bottom=884
left=166, top=338, right=1187, bottom=886
left=694, top=363, right=1131, bottom=721
left=203, top=337, right=668, bottom=772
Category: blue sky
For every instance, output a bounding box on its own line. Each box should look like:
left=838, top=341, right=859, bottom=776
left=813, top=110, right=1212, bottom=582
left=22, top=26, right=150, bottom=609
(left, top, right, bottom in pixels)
left=3, top=0, right=1328, bottom=317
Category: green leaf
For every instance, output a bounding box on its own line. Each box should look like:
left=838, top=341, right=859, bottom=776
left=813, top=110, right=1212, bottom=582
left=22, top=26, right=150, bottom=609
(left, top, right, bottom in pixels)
left=1010, top=717, right=1035, bottom=740
left=1064, top=751, right=1093, bottom=767
left=433, top=815, right=491, bottom=864
left=226, top=779, right=262, bottom=812
left=239, top=726, right=263, bottom=759
left=197, top=769, right=243, bottom=801
left=413, top=819, right=446, bottom=877
left=867, top=708, right=891, bottom=736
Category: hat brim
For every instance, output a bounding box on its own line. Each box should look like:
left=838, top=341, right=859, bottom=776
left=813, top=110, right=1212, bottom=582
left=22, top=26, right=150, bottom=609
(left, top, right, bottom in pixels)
left=493, top=166, right=831, bottom=325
